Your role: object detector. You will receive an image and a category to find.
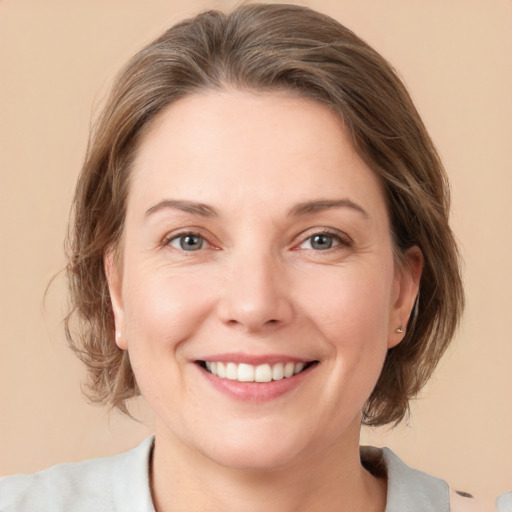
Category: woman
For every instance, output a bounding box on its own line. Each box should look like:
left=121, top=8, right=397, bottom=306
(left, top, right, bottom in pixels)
left=1, top=3, right=475, bottom=511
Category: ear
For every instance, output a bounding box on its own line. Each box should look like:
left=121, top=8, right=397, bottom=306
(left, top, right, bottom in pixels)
left=388, top=246, right=424, bottom=349
left=104, top=249, right=127, bottom=350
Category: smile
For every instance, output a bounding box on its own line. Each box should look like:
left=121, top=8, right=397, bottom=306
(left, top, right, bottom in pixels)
left=199, top=361, right=317, bottom=383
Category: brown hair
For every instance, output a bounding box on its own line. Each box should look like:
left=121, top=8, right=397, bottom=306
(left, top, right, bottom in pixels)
left=66, top=3, right=464, bottom=426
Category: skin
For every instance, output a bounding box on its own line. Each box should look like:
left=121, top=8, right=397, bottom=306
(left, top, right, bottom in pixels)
left=106, top=90, right=423, bottom=512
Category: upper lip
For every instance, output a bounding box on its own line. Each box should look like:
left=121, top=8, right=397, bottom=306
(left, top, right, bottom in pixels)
left=195, top=353, right=315, bottom=365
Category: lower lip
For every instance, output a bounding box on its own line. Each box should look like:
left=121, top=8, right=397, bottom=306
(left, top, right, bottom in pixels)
left=197, top=364, right=316, bottom=401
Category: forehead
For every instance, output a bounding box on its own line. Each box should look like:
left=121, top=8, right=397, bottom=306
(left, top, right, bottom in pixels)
left=128, top=90, right=387, bottom=219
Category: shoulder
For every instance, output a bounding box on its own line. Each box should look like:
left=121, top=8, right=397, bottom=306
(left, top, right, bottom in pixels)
left=495, top=491, right=512, bottom=512
left=0, top=436, right=155, bottom=512
left=361, top=446, right=485, bottom=512
left=0, top=456, right=118, bottom=512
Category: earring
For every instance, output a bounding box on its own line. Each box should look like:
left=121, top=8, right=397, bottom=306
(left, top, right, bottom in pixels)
left=395, top=325, right=404, bottom=334
left=116, top=331, right=122, bottom=340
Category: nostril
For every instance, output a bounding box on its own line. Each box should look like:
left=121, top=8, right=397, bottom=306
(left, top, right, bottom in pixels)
left=218, top=293, right=294, bottom=331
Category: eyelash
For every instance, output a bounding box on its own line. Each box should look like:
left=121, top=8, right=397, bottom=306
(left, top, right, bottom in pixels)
left=164, top=231, right=211, bottom=252
left=164, top=229, right=352, bottom=253
left=297, top=229, right=352, bottom=252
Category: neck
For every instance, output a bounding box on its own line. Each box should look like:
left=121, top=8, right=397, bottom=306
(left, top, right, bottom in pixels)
left=150, top=418, right=386, bottom=512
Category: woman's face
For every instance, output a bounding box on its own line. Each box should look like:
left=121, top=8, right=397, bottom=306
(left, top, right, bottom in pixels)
left=107, top=91, right=421, bottom=470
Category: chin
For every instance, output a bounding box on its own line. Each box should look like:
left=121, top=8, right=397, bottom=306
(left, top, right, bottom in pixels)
left=207, top=440, right=304, bottom=472
left=190, top=417, right=321, bottom=472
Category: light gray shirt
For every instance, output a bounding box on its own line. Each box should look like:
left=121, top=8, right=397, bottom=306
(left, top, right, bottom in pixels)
left=0, top=437, right=474, bottom=511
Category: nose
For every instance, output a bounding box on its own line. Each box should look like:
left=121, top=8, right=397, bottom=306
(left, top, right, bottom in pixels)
left=217, top=249, right=294, bottom=333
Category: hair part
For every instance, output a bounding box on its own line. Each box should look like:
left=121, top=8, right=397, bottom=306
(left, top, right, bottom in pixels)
left=66, top=3, right=464, bottom=425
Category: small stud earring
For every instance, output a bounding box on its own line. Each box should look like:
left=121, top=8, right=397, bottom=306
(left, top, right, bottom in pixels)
left=116, top=331, right=122, bottom=339
left=395, top=325, right=404, bottom=334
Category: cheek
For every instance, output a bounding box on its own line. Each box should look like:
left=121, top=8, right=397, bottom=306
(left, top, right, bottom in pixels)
left=299, top=264, right=393, bottom=391
left=120, top=268, right=219, bottom=411
left=300, top=264, right=394, bottom=342
left=121, top=268, right=216, bottom=353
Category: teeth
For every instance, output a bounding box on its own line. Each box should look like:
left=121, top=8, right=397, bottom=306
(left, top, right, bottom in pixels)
left=217, top=362, right=226, bottom=378
left=294, top=362, right=305, bottom=374
left=272, top=363, right=284, bottom=381
left=284, top=362, right=295, bottom=378
left=255, top=364, right=272, bottom=383
left=226, top=362, right=238, bottom=380
left=203, top=361, right=308, bottom=382
left=238, top=363, right=255, bottom=382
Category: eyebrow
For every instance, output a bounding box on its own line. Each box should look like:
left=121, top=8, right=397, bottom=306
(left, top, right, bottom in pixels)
left=145, top=199, right=219, bottom=218
left=145, top=198, right=368, bottom=219
left=288, top=199, right=368, bottom=218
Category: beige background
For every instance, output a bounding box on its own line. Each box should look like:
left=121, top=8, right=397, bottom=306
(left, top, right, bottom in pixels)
left=1, top=0, right=511, bottom=503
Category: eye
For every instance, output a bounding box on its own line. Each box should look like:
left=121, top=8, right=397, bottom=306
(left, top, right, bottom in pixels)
left=168, top=232, right=206, bottom=251
left=299, top=231, right=347, bottom=251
